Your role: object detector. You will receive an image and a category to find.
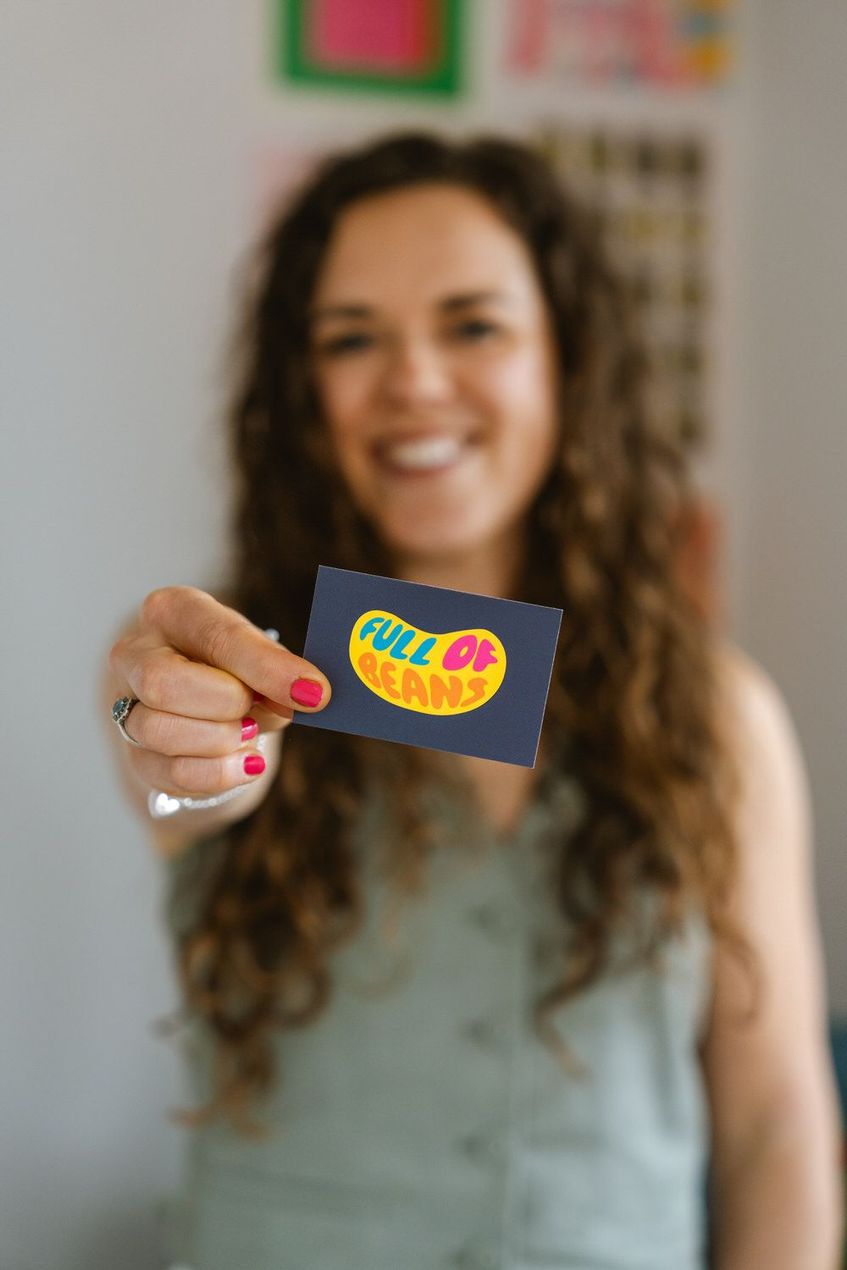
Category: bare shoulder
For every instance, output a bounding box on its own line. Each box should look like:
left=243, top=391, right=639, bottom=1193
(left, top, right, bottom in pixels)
left=712, top=638, right=796, bottom=739
left=704, top=638, right=816, bottom=965
left=711, top=638, right=808, bottom=818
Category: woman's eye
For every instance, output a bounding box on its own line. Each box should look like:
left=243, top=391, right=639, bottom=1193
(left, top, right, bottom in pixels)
left=451, top=319, right=498, bottom=341
left=318, top=332, right=374, bottom=356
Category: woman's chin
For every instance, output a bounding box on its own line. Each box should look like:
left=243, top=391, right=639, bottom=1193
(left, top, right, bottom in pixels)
left=375, top=520, right=469, bottom=566
left=385, top=533, right=474, bottom=569
left=377, top=517, right=506, bottom=575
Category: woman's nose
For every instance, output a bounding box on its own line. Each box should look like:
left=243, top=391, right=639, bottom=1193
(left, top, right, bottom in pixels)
left=380, top=336, right=453, bottom=405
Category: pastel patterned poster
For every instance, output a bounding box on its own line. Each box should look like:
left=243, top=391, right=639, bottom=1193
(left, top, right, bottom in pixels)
left=507, top=0, right=734, bottom=88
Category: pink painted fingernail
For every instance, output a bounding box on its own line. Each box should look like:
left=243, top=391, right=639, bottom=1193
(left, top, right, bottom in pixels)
left=290, top=678, right=323, bottom=708
left=244, top=755, right=265, bottom=776
left=241, top=717, right=258, bottom=741
left=252, top=692, right=264, bottom=706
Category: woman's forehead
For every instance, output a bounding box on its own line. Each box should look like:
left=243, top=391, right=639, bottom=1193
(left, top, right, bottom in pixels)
left=311, top=184, right=540, bottom=310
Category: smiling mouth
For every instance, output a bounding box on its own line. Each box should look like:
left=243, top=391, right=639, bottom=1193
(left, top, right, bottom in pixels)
left=376, top=434, right=473, bottom=475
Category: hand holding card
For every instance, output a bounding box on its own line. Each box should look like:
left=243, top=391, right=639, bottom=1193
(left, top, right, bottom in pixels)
left=295, top=568, right=562, bottom=767
left=106, top=586, right=332, bottom=813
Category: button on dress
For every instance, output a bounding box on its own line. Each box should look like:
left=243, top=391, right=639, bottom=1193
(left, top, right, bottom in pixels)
left=159, top=771, right=712, bottom=1270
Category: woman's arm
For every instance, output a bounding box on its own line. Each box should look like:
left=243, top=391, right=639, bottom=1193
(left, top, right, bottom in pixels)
left=701, top=646, right=844, bottom=1269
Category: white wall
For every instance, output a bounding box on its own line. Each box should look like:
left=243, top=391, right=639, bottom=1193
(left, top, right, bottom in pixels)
left=735, top=0, right=847, bottom=1010
left=2, top=1, right=845, bottom=1265
left=2, top=5, right=246, bottom=1266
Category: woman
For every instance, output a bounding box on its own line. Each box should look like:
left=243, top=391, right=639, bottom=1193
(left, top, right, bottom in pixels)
left=105, top=133, right=842, bottom=1269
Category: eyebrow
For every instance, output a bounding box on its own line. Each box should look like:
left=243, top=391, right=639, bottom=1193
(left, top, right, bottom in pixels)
left=308, top=290, right=512, bottom=325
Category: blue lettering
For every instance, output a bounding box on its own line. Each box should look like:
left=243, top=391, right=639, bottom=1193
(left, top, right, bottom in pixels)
left=409, top=636, right=435, bottom=666
left=359, top=616, right=388, bottom=642
left=391, top=628, right=416, bottom=661
left=372, top=621, right=404, bottom=651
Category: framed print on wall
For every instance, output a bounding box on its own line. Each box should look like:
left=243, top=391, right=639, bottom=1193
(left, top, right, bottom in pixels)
left=276, top=0, right=465, bottom=97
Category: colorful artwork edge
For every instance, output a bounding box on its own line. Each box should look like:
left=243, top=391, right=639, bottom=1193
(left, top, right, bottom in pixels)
left=277, top=0, right=464, bottom=97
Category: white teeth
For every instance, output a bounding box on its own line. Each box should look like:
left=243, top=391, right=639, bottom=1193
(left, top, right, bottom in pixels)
left=382, top=436, right=464, bottom=471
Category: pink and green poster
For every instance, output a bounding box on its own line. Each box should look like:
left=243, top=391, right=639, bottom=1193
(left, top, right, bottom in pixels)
left=277, top=0, right=464, bottom=96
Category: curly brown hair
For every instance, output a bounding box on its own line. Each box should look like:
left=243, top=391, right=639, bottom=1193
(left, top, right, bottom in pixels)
left=168, top=131, right=743, bottom=1135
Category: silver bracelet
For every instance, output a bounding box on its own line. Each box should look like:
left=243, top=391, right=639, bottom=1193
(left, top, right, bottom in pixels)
left=148, top=626, right=278, bottom=820
left=148, top=733, right=270, bottom=819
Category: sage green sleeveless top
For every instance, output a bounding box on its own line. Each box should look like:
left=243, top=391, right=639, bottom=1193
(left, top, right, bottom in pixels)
left=159, top=771, right=712, bottom=1270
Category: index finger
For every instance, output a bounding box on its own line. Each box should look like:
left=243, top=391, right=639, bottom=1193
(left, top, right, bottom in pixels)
left=141, top=587, right=331, bottom=715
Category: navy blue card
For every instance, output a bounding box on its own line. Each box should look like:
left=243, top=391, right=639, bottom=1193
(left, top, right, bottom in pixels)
left=295, top=567, right=562, bottom=767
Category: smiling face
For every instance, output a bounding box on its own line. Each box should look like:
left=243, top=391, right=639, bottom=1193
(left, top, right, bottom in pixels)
left=308, top=183, right=561, bottom=579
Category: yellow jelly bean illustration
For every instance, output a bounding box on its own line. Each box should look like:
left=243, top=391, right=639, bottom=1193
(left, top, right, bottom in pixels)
left=349, top=610, right=507, bottom=716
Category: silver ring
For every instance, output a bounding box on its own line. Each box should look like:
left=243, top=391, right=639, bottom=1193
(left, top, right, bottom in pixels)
left=111, top=695, right=144, bottom=747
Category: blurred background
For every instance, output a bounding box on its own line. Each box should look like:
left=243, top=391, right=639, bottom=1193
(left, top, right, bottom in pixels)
left=2, top=1, right=845, bottom=1265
